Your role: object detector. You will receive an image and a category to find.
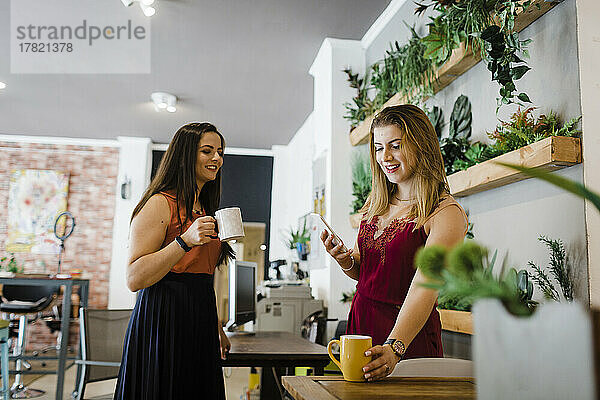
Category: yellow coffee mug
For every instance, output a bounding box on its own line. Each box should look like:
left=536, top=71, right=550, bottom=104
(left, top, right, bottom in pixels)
left=327, top=335, right=372, bottom=382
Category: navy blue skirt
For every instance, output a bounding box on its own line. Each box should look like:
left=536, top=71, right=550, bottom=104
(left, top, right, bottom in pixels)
left=114, top=272, right=225, bottom=400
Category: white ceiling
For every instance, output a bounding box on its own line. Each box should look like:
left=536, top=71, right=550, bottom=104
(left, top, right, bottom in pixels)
left=0, top=0, right=390, bottom=148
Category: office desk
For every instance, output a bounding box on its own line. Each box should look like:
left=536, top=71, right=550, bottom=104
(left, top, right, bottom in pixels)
left=282, top=376, right=476, bottom=400
left=223, top=331, right=330, bottom=400
left=0, top=276, right=89, bottom=400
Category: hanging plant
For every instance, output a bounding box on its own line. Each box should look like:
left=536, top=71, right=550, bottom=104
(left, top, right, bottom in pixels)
left=415, top=0, right=536, bottom=111
left=416, top=0, right=496, bottom=65
left=479, top=24, right=532, bottom=109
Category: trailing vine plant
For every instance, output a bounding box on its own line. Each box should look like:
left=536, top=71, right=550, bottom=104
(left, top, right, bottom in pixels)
left=416, top=0, right=495, bottom=64
left=415, top=0, right=537, bottom=111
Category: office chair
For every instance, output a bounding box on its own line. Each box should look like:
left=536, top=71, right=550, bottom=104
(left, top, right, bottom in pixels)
left=0, top=284, right=58, bottom=399
left=74, top=308, right=132, bottom=400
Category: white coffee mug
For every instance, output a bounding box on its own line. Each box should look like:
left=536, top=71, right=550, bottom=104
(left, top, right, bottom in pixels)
left=215, top=207, right=245, bottom=241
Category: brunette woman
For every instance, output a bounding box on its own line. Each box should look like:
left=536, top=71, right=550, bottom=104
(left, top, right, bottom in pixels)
left=114, top=122, right=234, bottom=399
left=321, top=105, right=467, bottom=381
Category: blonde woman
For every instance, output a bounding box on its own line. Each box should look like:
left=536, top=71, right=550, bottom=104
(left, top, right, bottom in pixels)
left=321, top=105, right=467, bottom=381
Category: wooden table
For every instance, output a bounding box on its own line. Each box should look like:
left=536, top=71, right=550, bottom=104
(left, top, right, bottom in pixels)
left=223, top=331, right=330, bottom=400
left=0, top=276, right=89, bottom=400
left=282, top=376, right=476, bottom=400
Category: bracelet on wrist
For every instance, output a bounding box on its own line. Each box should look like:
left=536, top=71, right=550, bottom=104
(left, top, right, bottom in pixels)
left=175, top=235, right=192, bottom=252
left=340, top=254, right=355, bottom=271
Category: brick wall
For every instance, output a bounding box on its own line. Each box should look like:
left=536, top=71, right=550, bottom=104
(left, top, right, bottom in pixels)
left=0, top=140, right=119, bottom=350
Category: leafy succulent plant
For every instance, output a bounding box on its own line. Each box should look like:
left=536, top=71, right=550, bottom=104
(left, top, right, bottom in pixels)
left=426, top=105, right=445, bottom=139
left=438, top=94, right=473, bottom=175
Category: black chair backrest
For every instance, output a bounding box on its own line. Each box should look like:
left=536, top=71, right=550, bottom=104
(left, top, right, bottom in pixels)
left=2, top=285, right=58, bottom=303
left=333, top=320, right=347, bottom=340
left=81, top=308, right=132, bottom=382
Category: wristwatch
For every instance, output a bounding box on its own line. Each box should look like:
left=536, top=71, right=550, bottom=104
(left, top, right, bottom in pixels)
left=383, top=338, right=406, bottom=361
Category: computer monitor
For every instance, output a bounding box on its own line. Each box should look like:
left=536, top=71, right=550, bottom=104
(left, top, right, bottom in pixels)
left=226, top=260, right=256, bottom=331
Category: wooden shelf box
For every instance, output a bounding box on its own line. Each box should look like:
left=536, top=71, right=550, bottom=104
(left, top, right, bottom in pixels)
left=438, top=308, right=473, bottom=335
left=448, top=136, right=582, bottom=197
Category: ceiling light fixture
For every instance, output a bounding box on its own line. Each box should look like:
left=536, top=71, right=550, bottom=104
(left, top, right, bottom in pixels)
left=0, top=82, right=6, bottom=90
left=151, top=92, right=177, bottom=113
left=120, top=0, right=157, bottom=17
left=139, top=2, right=156, bottom=16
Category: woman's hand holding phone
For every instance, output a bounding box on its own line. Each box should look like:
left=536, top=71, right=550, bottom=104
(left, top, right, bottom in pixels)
left=311, top=213, right=353, bottom=269
left=320, top=229, right=352, bottom=264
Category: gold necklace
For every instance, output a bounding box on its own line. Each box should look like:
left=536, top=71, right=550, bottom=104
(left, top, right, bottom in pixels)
left=394, top=195, right=414, bottom=202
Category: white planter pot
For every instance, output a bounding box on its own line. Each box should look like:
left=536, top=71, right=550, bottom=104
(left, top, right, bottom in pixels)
left=473, top=299, right=595, bottom=400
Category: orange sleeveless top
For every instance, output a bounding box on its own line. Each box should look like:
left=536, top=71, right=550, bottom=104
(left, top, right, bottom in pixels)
left=158, top=191, right=222, bottom=274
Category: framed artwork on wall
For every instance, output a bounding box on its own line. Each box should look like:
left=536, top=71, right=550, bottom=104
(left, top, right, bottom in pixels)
left=6, top=169, right=69, bottom=254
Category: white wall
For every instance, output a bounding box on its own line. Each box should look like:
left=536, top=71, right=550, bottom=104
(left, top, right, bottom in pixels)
left=269, top=113, right=315, bottom=262
left=108, top=137, right=153, bottom=309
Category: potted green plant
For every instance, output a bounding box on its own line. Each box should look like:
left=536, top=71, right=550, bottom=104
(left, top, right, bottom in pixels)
left=284, top=221, right=310, bottom=261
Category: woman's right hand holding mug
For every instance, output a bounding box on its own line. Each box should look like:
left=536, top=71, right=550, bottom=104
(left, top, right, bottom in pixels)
left=181, top=216, right=218, bottom=247
left=320, top=230, right=352, bottom=268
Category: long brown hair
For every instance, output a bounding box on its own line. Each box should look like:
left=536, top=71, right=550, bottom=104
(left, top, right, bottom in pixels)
left=361, top=104, right=449, bottom=229
left=132, top=122, right=234, bottom=266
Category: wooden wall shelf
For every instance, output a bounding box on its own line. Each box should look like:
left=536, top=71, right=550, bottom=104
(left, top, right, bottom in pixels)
left=349, top=213, right=362, bottom=229
left=448, top=136, right=582, bottom=197
left=438, top=308, right=473, bottom=335
left=348, top=0, right=557, bottom=147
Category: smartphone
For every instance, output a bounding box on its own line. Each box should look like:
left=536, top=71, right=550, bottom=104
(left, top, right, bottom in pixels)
left=311, top=213, right=347, bottom=252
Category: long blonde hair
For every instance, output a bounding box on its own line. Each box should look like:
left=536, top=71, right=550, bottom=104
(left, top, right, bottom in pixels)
left=361, top=104, right=449, bottom=229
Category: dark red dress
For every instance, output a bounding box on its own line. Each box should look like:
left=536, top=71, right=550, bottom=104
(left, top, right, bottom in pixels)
left=346, top=216, right=443, bottom=359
